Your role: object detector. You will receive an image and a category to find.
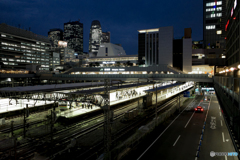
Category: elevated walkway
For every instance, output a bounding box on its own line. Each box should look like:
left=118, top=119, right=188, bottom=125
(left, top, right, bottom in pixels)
left=48, top=74, right=213, bottom=82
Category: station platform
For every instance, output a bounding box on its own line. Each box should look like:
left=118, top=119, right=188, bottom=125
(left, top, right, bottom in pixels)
left=58, top=83, right=194, bottom=119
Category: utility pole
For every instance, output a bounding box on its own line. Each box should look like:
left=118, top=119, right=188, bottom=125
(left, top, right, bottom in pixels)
left=103, top=79, right=111, bottom=160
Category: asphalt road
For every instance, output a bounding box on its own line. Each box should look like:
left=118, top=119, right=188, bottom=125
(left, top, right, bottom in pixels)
left=124, top=94, right=238, bottom=160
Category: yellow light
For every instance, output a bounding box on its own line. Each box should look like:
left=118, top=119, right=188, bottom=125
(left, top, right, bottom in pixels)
left=226, top=69, right=229, bottom=72
left=238, top=65, right=240, bottom=69
left=230, top=67, right=234, bottom=71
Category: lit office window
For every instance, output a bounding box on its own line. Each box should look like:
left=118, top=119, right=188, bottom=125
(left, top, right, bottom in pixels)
left=206, top=8, right=215, bottom=12
left=217, top=30, right=222, bottom=34
left=216, top=13, right=222, bottom=17
left=206, top=1, right=222, bottom=6
left=217, top=7, right=222, bottom=11
left=211, top=14, right=216, bottom=18
left=206, top=25, right=216, bottom=29
left=217, top=1, right=222, bottom=5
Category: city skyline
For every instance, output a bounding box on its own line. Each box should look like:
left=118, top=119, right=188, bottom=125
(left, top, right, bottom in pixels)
left=0, top=0, right=203, bottom=55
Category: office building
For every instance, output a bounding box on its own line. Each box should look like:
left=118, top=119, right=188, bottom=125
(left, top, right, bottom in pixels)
left=54, top=47, right=75, bottom=65
left=101, top=31, right=110, bottom=43
left=89, top=20, right=102, bottom=57
left=138, top=26, right=192, bottom=73
left=0, top=23, right=51, bottom=70
left=49, top=52, right=60, bottom=70
left=63, top=21, right=83, bottom=55
left=203, top=0, right=226, bottom=49
left=48, top=28, right=63, bottom=48
left=225, top=0, right=239, bottom=67
left=138, top=27, right=173, bottom=66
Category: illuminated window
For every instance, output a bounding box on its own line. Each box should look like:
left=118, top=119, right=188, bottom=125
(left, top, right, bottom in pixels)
left=216, top=13, right=222, bottom=17
left=206, top=8, right=215, bottom=12
left=206, top=1, right=222, bottom=6
left=211, top=14, right=215, bottom=18
left=216, top=30, right=222, bottom=34
left=217, top=7, right=222, bottom=11
left=217, top=1, right=222, bottom=5
left=206, top=25, right=216, bottom=29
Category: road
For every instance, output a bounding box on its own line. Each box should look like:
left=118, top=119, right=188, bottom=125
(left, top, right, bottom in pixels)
left=124, top=95, right=238, bottom=160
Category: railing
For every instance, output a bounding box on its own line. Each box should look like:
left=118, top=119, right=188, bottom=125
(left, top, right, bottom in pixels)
left=52, top=74, right=211, bottom=80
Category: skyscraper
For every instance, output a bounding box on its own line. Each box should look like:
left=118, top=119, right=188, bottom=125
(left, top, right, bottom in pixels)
left=63, top=21, right=83, bottom=55
left=203, top=0, right=226, bottom=49
left=101, top=31, right=110, bottom=43
left=89, top=20, right=102, bottom=57
left=48, top=28, right=63, bottom=48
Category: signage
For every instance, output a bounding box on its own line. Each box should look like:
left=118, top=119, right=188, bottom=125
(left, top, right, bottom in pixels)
left=103, top=62, right=115, bottom=64
left=58, top=41, right=67, bottom=48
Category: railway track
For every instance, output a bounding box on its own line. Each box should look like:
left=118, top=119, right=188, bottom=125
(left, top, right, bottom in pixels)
left=0, top=88, right=191, bottom=160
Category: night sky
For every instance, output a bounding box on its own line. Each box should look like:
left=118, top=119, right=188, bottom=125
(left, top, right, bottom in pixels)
left=0, top=0, right=203, bottom=55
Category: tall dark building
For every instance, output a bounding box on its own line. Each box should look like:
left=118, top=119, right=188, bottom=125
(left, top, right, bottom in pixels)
left=203, top=0, right=226, bottom=49
left=101, top=31, right=110, bottom=43
left=89, top=20, right=102, bottom=57
left=225, top=0, right=239, bottom=67
left=48, top=28, right=63, bottom=48
left=63, top=21, right=83, bottom=55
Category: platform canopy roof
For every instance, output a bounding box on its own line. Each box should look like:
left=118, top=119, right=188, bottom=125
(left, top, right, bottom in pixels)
left=0, top=82, right=119, bottom=93
left=62, top=82, right=153, bottom=95
left=144, top=82, right=184, bottom=93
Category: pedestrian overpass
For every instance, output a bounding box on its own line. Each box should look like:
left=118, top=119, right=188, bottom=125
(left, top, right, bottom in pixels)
left=40, top=74, right=213, bottom=83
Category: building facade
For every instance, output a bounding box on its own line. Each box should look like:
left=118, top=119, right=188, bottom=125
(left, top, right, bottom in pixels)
left=89, top=20, right=102, bottom=57
left=203, top=0, right=226, bottom=49
left=225, top=0, right=239, bottom=68
left=48, top=28, right=63, bottom=48
left=0, top=23, right=51, bottom=70
left=63, top=21, right=83, bottom=55
left=97, top=43, right=126, bottom=57
left=101, top=31, right=110, bottom=43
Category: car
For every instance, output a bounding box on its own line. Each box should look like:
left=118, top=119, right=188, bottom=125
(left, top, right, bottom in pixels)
left=195, top=106, right=204, bottom=112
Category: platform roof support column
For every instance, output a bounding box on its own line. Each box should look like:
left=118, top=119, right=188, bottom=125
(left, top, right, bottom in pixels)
left=103, top=79, right=111, bottom=160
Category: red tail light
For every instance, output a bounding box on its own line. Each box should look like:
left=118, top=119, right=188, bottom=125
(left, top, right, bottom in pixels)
left=201, top=109, right=203, bottom=111
left=195, top=108, right=197, bottom=111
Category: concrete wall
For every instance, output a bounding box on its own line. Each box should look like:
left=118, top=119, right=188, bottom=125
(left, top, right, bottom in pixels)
left=183, top=38, right=192, bottom=73
left=158, top=26, right=173, bottom=66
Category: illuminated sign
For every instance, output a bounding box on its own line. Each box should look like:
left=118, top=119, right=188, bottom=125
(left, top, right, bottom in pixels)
left=119, top=69, right=125, bottom=71
left=58, top=41, right=67, bottom=48
left=234, top=0, right=237, bottom=9
left=112, top=69, right=118, bottom=71
left=231, top=7, right=234, bottom=17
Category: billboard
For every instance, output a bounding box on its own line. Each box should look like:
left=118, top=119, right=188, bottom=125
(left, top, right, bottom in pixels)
left=58, top=41, right=67, bottom=48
